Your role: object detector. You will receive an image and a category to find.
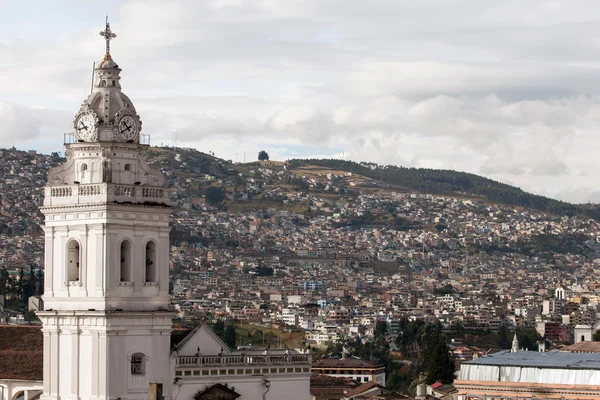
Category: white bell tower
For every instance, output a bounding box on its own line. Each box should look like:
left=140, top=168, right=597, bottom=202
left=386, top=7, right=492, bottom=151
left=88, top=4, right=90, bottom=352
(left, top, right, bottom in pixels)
left=37, top=19, right=173, bottom=400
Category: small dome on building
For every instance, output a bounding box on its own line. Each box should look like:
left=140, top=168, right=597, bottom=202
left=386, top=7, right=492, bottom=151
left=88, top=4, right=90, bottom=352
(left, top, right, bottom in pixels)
left=72, top=19, right=142, bottom=143
left=96, top=54, right=119, bottom=69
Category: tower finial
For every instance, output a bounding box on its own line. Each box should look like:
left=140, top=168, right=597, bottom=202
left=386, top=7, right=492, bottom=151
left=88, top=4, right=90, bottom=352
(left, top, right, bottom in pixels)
left=100, top=16, right=117, bottom=59
left=511, top=332, right=519, bottom=353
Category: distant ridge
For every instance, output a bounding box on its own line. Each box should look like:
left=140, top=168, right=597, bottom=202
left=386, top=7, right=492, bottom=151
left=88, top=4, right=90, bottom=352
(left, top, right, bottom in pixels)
left=287, top=158, right=600, bottom=220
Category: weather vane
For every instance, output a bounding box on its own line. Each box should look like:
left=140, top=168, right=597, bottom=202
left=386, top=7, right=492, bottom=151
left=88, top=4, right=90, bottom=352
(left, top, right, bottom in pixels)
left=100, top=15, right=117, bottom=57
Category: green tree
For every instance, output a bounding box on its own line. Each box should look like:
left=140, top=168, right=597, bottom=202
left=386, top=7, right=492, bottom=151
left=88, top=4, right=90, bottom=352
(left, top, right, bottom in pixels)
left=258, top=150, right=269, bottom=161
left=498, top=325, right=510, bottom=349
left=449, top=320, right=465, bottom=335
left=375, top=320, right=388, bottom=338
left=255, top=266, right=274, bottom=276
left=205, top=186, right=226, bottom=207
left=213, top=319, right=225, bottom=338
left=425, top=334, right=455, bottom=384
left=224, top=324, right=237, bottom=349
left=0, top=268, right=8, bottom=296
left=35, top=268, right=44, bottom=296
left=593, top=330, right=600, bottom=342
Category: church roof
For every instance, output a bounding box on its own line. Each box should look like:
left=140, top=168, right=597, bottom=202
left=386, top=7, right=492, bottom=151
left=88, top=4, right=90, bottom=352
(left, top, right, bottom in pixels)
left=0, top=324, right=43, bottom=381
left=464, top=349, right=600, bottom=369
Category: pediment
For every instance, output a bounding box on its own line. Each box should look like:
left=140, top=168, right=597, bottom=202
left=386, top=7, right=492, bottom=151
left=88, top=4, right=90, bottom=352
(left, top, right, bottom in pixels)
left=193, top=383, right=240, bottom=400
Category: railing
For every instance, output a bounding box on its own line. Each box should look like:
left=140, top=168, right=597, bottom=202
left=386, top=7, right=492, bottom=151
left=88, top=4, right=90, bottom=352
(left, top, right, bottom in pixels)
left=64, top=132, right=76, bottom=145
left=50, top=187, right=72, bottom=197
left=45, top=183, right=170, bottom=206
left=175, top=353, right=311, bottom=367
left=129, top=375, right=147, bottom=393
left=114, top=185, right=135, bottom=197
left=79, top=185, right=101, bottom=196
left=141, top=187, right=164, bottom=198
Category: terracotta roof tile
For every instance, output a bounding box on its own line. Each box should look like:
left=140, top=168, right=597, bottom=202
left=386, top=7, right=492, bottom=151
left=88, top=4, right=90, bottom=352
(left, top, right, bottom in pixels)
left=346, top=380, right=378, bottom=397
left=0, top=325, right=43, bottom=381
left=0, top=324, right=196, bottom=382
left=313, top=357, right=383, bottom=368
left=562, top=341, right=600, bottom=353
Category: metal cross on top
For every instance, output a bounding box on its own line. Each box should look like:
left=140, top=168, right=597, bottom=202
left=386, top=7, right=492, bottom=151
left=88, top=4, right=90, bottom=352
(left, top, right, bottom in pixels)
left=99, top=16, right=117, bottom=56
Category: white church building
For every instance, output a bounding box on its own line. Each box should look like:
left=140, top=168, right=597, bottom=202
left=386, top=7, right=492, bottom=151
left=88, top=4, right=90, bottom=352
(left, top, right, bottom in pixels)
left=0, top=20, right=311, bottom=400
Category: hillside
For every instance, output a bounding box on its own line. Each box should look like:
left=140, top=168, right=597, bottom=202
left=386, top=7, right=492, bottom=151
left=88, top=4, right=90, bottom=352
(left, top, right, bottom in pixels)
left=1, top=146, right=598, bottom=227
left=287, top=158, right=600, bottom=221
left=147, top=147, right=600, bottom=220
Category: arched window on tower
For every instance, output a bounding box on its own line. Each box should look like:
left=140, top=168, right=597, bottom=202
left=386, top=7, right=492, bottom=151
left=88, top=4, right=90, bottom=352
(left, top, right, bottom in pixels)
left=124, top=163, right=131, bottom=171
left=130, top=353, right=146, bottom=375
left=67, top=240, right=80, bottom=282
left=145, top=241, right=156, bottom=283
left=81, top=163, right=88, bottom=182
left=120, top=240, right=132, bottom=283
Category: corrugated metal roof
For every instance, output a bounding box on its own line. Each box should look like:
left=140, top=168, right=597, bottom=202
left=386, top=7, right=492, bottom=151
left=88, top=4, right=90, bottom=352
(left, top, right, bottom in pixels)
left=465, top=350, right=600, bottom=369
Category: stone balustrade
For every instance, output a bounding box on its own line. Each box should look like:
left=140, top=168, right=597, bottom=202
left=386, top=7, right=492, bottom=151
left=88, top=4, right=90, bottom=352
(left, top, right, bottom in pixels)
left=44, top=183, right=170, bottom=207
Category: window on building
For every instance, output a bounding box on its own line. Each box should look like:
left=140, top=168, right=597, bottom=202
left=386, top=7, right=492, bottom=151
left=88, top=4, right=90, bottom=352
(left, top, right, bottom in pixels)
left=124, top=163, right=131, bottom=171
left=120, top=240, right=132, bottom=282
left=131, top=353, right=145, bottom=375
left=67, top=240, right=80, bottom=282
left=81, top=163, right=88, bottom=182
left=145, top=241, right=156, bottom=282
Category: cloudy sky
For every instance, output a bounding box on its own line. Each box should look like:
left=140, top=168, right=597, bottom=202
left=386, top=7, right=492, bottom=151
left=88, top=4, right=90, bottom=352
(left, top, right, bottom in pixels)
left=2, top=0, right=600, bottom=203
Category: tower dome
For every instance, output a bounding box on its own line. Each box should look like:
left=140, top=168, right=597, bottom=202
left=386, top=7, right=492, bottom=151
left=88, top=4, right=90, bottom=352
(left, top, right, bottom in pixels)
left=73, top=19, right=142, bottom=143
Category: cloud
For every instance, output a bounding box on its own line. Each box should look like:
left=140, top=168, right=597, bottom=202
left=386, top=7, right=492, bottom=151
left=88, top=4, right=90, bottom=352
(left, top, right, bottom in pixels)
left=3, top=0, right=600, bottom=203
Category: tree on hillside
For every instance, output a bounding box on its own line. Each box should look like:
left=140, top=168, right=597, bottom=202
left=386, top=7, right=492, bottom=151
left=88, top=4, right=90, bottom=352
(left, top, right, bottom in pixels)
left=0, top=268, right=8, bottom=296
left=375, top=320, right=387, bottom=338
left=213, top=319, right=225, bottom=338
left=258, top=150, right=269, bottom=161
left=594, top=330, right=600, bottom=341
left=206, top=186, right=226, bottom=206
left=224, top=323, right=237, bottom=349
left=425, top=334, right=455, bottom=384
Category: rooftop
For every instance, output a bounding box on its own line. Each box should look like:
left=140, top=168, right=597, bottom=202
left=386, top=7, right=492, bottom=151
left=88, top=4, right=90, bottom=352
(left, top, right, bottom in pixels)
left=465, top=350, right=600, bottom=370
left=313, top=357, right=383, bottom=369
left=0, top=324, right=43, bottom=381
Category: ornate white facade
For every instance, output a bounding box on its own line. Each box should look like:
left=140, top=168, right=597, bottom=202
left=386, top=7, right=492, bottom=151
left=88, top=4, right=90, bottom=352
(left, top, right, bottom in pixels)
left=37, top=20, right=173, bottom=400
left=0, top=19, right=316, bottom=400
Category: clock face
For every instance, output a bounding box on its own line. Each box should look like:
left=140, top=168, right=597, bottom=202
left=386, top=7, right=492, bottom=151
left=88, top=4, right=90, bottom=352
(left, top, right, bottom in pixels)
left=118, top=115, right=138, bottom=141
left=75, top=113, right=97, bottom=141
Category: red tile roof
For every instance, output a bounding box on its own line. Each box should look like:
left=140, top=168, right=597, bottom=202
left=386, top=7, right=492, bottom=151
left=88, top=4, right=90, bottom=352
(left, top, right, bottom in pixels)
left=0, top=324, right=43, bottom=381
left=562, top=341, right=600, bottom=353
left=346, top=380, right=378, bottom=397
left=313, top=357, right=383, bottom=369
left=310, top=374, right=360, bottom=397
left=0, top=324, right=196, bottom=382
